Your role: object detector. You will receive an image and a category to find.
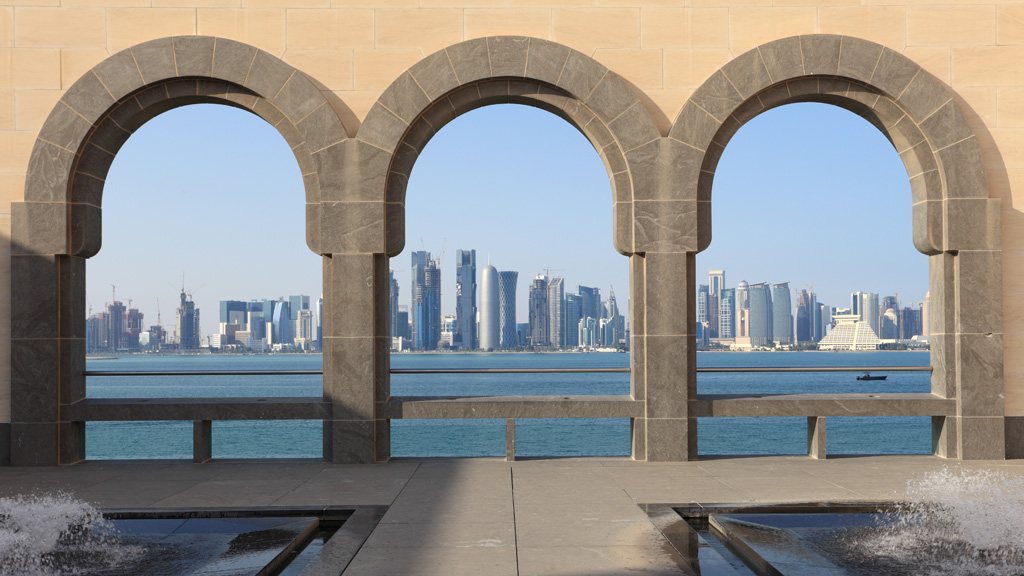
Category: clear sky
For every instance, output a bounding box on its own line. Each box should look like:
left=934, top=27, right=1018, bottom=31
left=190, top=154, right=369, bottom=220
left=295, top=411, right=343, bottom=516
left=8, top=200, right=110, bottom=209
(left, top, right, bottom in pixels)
left=89, top=100, right=926, bottom=340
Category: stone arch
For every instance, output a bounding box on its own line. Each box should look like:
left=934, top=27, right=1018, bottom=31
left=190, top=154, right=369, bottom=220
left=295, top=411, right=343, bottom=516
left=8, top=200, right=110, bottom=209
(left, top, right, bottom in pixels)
left=353, top=36, right=662, bottom=258
left=670, top=34, right=1003, bottom=459
left=10, top=36, right=350, bottom=465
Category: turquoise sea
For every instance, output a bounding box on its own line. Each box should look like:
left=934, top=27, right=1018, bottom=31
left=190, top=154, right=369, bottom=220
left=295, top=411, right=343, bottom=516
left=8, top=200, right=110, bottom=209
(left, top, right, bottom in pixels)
left=84, top=351, right=933, bottom=459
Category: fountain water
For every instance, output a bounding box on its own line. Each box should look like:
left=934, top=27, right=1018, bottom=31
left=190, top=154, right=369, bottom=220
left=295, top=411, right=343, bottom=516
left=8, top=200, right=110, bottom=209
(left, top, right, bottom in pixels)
left=0, top=493, right=141, bottom=576
left=833, top=467, right=1024, bottom=576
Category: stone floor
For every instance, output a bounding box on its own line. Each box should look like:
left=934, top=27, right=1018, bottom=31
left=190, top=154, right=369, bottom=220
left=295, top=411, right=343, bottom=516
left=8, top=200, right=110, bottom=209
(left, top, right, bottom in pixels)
left=2, top=455, right=1022, bottom=575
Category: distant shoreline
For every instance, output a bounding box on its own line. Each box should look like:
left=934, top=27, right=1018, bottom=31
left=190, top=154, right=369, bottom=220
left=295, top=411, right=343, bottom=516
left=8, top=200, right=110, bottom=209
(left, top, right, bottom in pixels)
left=86, top=348, right=927, bottom=359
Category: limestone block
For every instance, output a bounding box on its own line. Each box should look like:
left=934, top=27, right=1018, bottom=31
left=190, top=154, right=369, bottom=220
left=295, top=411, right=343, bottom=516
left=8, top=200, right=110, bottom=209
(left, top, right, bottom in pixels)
left=352, top=49, right=421, bottom=92
left=952, top=47, right=1024, bottom=86
left=956, top=249, right=1003, bottom=334
left=818, top=7, right=906, bottom=51
left=3, top=49, right=60, bottom=91
left=936, top=138, right=989, bottom=198
left=464, top=9, right=551, bottom=39
left=14, top=8, right=106, bottom=48
left=998, top=88, right=1024, bottom=128
left=590, top=49, right=660, bottom=91
left=614, top=201, right=631, bottom=254
left=0, top=131, right=36, bottom=175
left=421, top=0, right=504, bottom=8
left=720, top=46, right=770, bottom=100
left=903, top=47, right=950, bottom=85
left=512, top=0, right=589, bottom=8
left=639, top=9, right=728, bottom=49
left=642, top=251, right=694, bottom=336
left=157, top=0, right=239, bottom=8
left=946, top=199, right=1000, bottom=251
left=0, top=172, right=26, bottom=205
left=728, top=8, right=815, bottom=55
left=247, top=0, right=325, bottom=8
left=958, top=416, right=1005, bottom=460
left=645, top=418, right=695, bottom=461
left=645, top=335, right=693, bottom=418
left=687, top=70, right=742, bottom=123
left=282, top=49, right=352, bottom=91
left=198, top=9, right=286, bottom=56
left=800, top=34, right=842, bottom=76
left=106, top=9, right=197, bottom=53
left=662, top=49, right=731, bottom=91
left=0, top=8, right=11, bottom=47
left=285, top=9, right=373, bottom=50
left=908, top=6, right=995, bottom=46
left=319, top=201, right=384, bottom=253
left=10, top=423, right=57, bottom=466
left=375, top=9, right=463, bottom=53
left=552, top=9, right=639, bottom=55
left=323, top=418, right=374, bottom=463
left=999, top=5, right=1024, bottom=46
left=0, top=90, right=12, bottom=131
left=958, top=333, right=1004, bottom=418
left=952, top=87, right=995, bottom=130
left=15, top=89, right=60, bottom=132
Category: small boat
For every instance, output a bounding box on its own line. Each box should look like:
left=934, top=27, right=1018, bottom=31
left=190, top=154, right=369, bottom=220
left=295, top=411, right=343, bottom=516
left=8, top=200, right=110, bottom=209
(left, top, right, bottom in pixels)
left=857, top=372, right=888, bottom=381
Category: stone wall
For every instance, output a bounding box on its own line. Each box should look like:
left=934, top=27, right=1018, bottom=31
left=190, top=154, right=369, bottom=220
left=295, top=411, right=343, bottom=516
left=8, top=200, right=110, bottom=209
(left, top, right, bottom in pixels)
left=2, top=1, right=1021, bottom=462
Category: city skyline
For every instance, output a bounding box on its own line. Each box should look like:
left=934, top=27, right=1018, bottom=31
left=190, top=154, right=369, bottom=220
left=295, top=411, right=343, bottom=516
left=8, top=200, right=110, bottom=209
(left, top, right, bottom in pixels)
left=88, top=101, right=926, bottom=339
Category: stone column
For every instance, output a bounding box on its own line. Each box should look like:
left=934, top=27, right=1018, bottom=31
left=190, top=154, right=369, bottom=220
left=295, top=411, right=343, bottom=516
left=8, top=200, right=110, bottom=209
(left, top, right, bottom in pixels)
left=322, top=253, right=390, bottom=463
left=640, top=251, right=697, bottom=461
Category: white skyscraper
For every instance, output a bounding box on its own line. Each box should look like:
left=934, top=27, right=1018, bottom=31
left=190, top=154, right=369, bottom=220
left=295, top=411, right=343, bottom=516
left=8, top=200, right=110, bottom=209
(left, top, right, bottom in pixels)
left=479, top=263, right=500, bottom=350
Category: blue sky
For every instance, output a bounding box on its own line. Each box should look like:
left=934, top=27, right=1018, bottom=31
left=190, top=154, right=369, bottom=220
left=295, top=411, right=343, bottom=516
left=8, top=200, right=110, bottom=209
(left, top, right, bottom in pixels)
left=90, top=101, right=925, bottom=339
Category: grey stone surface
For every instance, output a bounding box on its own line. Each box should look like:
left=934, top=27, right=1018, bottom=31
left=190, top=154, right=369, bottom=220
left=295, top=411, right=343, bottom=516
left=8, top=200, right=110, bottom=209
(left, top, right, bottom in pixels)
left=934, top=415, right=958, bottom=458
left=37, top=101, right=94, bottom=152
left=244, top=49, right=295, bottom=101
left=956, top=333, right=1004, bottom=417
left=646, top=418, right=695, bottom=461
left=194, top=420, right=212, bottom=463
left=871, top=47, right=921, bottom=100
left=937, top=137, right=989, bottom=199
left=24, top=139, right=74, bottom=202
left=958, top=417, right=1006, bottom=460
left=646, top=336, right=693, bottom=419
left=383, top=396, right=641, bottom=419
left=64, top=397, right=329, bottom=422
left=274, top=72, right=326, bottom=124
left=356, top=104, right=407, bottom=153
left=408, top=50, right=459, bottom=101
left=70, top=203, right=101, bottom=258
left=608, top=101, right=660, bottom=152
left=918, top=99, right=973, bottom=151
left=721, top=47, right=771, bottom=99
left=955, top=248, right=1002, bottom=330
left=0, top=424, right=8, bottom=466
left=10, top=422, right=57, bottom=466
left=668, top=101, right=721, bottom=152
left=800, top=34, right=842, bottom=75
left=377, top=72, right=430, bottom=125
left=90, top=48, right=145, bottom=101
left=695, top=393, right=955, bottom=418
left=319, top=201, right=384, bottom=254
left=61, top=68, right=117, bottom=125
left=807, top=417, right=826, bottom=459
left=173, top=36, right=216, bottom=77
left=323, top=419, right=375, bottom=464
left=912, top=200, right=942, bottom=255
left=11, top=338, right=58, bottom=423
left=837, top=36, right=884, bottom=80
left=643, top=252, right=693, bottom=336
left=689, top=70, right=744, bottom=123
left=131, top=38, right=177, bottom=84
left=447, top=38, right=491, bottom=84
left=1006, top=416, right=1024, bottom=459
left=324, top=338, right=375, bottom=420
left=759, top=36, right=803, bottom=82
left=11, top=254, right=57, bottom=339
left=487, top=36, right=529, bottom=77
left=586, top=72, right=640, bottom=122
left=211, top=38, right=258, bottom=86
left=506, top=418, right=515, bottom=461
left=525, top=39, right=571, bottom=87
left=633, top=200, right=697, bottom=253
left=12, top=202, right=66, bottom=256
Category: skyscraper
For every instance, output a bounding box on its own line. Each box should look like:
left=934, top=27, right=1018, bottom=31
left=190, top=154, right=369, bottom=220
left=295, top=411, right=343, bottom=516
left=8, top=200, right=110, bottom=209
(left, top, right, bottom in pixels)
left=859, top=292, right=880, bottom=337
left=697, top=284, right=709, bottom=326
left=548, top=277, right=565, bottom=348
left=564, top=293, right=582, bottom=348
left=922, top=292, right=930, bottom=337
left=454, top=249, right=477, bottom=350
left=735, top=280, right=749, bottom=311
left=498, top=270, right=518, bottom=349
left=796, top=289, right=812, bottom=344
left=411, top=251, right=441, bottom=350
left=772, top=282, right=793, bottom=345
left=389, top=270, right=399, bottom=339
left=479, top=263, right=500, bottom=350
left=578, top=285, right=601, bottom=326
left=529, top=274, right=549, bottom=347
left=604, top=288, right=624, bottom=346
left=176, top=289, right=200, bottom=350
left=719, top=288, right=735, bottom=339
left=748, top=283, right=773, bottom=347
left=709, top=270, right=725, bottom=297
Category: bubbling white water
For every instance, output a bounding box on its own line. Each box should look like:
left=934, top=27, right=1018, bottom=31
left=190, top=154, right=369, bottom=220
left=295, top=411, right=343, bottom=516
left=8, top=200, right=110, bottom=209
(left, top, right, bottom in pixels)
left=0, top=493, right=142, bottom=576
left=851, top=467, right=1024, bottom=576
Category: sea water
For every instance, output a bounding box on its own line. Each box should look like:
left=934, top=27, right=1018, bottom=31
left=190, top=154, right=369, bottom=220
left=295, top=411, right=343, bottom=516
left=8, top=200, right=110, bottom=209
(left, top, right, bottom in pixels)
left=85, top=351, right=932, bottom=460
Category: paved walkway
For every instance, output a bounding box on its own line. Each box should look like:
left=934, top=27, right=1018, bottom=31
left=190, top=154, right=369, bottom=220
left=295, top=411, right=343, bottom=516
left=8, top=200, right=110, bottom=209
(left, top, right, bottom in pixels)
left=2, top=455, right=1022, bottom=575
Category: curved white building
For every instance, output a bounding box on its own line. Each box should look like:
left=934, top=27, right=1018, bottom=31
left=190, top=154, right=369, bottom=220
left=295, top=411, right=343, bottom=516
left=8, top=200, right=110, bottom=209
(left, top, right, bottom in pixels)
left=479, top=264, right=500, bottom=350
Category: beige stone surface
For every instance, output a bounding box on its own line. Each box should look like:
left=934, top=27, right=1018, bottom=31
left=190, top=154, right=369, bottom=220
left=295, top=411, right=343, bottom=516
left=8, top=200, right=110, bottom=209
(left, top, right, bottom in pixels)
left=593, top=48, right=663, bottom=90
left=903, top=46, right=951, bottom=83
left=61, top=48, right=111, bottom=88
left=464, top=8, right=552, bottom=39
left=14, top=88, right=60, bottom=131
left=0, top=132, right=34, bottom=172
left=0, top=8, right=12, bottom=47
left=728, top=8, right=816, bottom=54
left=375, top=9, right=463, bottom=53
left=998, top=5, right=1024, bottom=45
left=4, top=49, right=60, bottom=90
left=0, top=90, right=11, bottom=131
left=198, top=9, right=286, bottom=56
left=14, top=8, right=106, bottom=48
left=908, top=6, right=996, bottom=46
left=552, top=8, right=640, bottom=55
left=106, top=9, right=197, bottom=53
left=246, top=0, right=326, bottom=8
left=283, top=49, right=353, bottom=91
left=999, top=88, right=1024, bottom=128
left=663, top=48, right=731, bottom=90
left=286, top=9, right=374, bottom=51
left=640, top=8, right=729, bottom=49
left=956, top=86, right=997, bottom=128
left=0, top=173, right=25, bottom=206
left=352, top=49, right=422, bottom=92
left=953, top=46, right=1024, bottom=85
left=818, top=6, right=907, bottom=50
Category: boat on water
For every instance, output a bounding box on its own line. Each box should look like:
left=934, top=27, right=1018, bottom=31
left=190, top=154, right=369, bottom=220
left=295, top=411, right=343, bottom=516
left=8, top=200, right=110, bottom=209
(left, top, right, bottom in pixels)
left=857, top=372, right=888, bottom=381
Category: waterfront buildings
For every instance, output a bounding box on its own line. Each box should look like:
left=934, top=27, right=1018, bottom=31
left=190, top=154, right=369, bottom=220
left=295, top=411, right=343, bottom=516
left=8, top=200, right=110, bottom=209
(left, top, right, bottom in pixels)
left=548, top=277, right=565, bottom=349
left=748, top=283, right=773, bottom=347
left=772, top=282, right=793, bottom=346
left=412, top=251, right=442, bottom=350
left=529, top=274, right=549, bottom=347
left=498, top=270, right=519, bottom=349
left=818, top=314, right=882, bottom=350
left=479, top=263, right=500, bottom=350
left=176, top=289, right=200, bottom=350
left=454, top=250, right=477, bottom=350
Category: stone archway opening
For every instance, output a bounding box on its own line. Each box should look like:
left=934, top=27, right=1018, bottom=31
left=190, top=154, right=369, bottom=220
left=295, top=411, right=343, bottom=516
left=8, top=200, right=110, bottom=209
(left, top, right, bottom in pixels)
left=694, top=101, right=931, bottom=457
left=84, top=103, right=323, bottom=460
left=386, top=102, right=631, bottom=458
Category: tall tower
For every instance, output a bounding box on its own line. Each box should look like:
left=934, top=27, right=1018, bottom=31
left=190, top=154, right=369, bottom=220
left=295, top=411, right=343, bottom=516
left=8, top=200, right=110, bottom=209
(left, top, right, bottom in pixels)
left=388, top=269, right=399, bottom=339
left=479, top=263, right=500, bottom=350
left=735, top=280, right=749, bottom=311
left=410, top=251, right=429, bottom=349
left=454, top=249, right=477, bottom=350
left=747, top=283, right=773, bottom=347
left=921, top=292, right=930, bottom=337
left=497, top=271, right=519, bottom=349
left=719, top=288, right=735, bottom=339
left=529, top=274, right=549, bottom=347
left=547, top=277, right=565, bottom=348
left=708, top=270, right=725, bottom=297
left=176, top=289, right=200, bottom=350
left=772, top=282, right=793, bottom=345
